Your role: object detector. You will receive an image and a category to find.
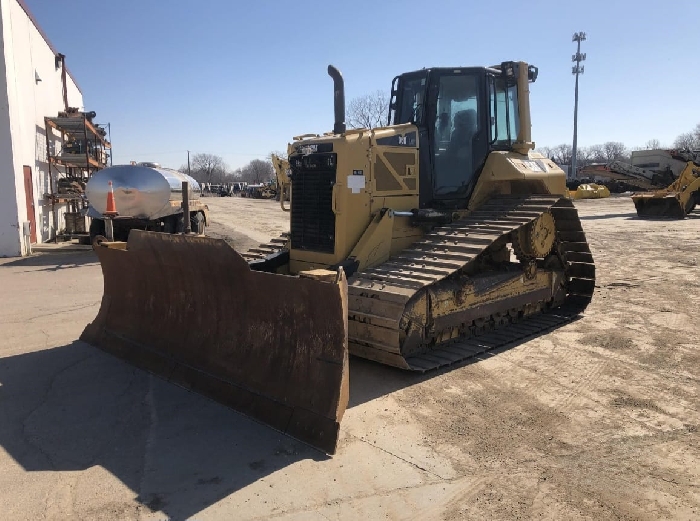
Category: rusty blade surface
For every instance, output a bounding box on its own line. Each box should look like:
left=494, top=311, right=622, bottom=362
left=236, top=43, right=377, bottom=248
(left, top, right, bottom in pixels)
left=81, top=231, right=349, bottom=454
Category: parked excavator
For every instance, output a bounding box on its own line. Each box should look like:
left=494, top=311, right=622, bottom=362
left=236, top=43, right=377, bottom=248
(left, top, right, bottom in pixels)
left=81, top=61, right=595, bottom=454
left=271, top=154, right=292, bottom=205
left=632, top=159, right=700, bottom=218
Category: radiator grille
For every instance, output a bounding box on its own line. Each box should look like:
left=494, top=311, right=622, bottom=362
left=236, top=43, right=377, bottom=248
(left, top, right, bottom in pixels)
left=290, top=154, right=336, bottom=253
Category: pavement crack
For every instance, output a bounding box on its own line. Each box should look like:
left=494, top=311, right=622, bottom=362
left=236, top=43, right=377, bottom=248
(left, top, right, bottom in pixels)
left=347, top=433, right=446, bottom=480
left=84, top=371, right=139, bottom=468
left=39, top=328, right=50, bottom=348
left=23, top=302, right=100, bottom=324
left=21, top=353, right=96, bottom=470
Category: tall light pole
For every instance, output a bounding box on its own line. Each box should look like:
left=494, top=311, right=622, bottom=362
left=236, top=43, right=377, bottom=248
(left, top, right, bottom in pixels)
left=571, top=32, right=586, bottom=178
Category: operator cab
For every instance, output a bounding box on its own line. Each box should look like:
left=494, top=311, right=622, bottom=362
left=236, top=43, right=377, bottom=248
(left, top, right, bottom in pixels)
left=389, top=62, right=537, bottom=209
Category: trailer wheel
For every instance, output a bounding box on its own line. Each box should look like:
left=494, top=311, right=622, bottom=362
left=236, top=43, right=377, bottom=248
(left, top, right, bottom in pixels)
left=191, top=212, right=205, bottom=235
left=162, top=216, right=178, bottom=234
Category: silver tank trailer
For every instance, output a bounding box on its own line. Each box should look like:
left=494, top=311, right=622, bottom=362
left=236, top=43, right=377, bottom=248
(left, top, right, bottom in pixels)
left=86, top=165, right=201, bottom=220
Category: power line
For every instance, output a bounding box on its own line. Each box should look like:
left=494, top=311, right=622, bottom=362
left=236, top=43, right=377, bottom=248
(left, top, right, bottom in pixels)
left=120, top=150, right=187, bottom=158
left=119, top=150, right=273, bottom=159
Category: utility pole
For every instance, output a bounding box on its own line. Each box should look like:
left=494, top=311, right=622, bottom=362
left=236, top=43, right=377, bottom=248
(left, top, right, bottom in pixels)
left=571, top=32, right=586, bottom=179
left=107, top=123, right=113, bottom=166
left=187, top=150, right=191, bottom=176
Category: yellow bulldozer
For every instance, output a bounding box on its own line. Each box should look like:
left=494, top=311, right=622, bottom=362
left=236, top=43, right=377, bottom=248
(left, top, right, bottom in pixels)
left=81, top=62, right=595, bottom=454
left=632, top=159, right=700, bottom=218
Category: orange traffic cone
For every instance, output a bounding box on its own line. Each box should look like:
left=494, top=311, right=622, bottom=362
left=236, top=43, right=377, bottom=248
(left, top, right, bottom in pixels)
left=104, top=180, right=118, bottom=217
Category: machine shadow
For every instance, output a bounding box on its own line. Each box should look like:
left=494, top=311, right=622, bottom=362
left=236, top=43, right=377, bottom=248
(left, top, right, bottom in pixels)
left=0, top=341, right=324, bottom=521
left=348, top=357, right=427, bottom=407
left=578, top=212, right=639, bottom=220
left=347, top=315, right=583, bottom=407
left=579, top=211, right=700, bottom=221
left=0, top=317, right=578, bottom=519
left=1, top=251, right=98, bottom=271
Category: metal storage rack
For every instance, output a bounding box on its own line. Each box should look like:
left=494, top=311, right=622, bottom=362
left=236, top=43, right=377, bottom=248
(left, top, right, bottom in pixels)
left=44, top=113, right=111, bottom=242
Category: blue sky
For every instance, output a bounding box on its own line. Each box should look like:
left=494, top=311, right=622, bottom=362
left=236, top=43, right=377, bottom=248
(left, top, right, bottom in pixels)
left=26, top=0, right=700, bottom=170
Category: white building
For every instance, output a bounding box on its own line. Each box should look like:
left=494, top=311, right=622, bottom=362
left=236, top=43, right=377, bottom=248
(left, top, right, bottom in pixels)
left=0, top=0, right=84, bottom=256
left=630, top=149, right=687, bottom=178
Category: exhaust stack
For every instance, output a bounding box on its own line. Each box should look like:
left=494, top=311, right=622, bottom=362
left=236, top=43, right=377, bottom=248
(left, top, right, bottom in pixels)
left=327, top=65, right=346, bottom=134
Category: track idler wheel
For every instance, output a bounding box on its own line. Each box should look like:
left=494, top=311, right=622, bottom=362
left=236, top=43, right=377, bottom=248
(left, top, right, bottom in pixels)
left=513, top=212, right=556, bottom=280
left=516, top=211, right=556, bottom=258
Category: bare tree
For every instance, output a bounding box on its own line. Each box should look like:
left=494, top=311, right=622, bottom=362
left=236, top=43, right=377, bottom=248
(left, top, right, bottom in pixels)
left=644, top=139, right=661, bottom=150
left=240, top=159, right=273, bottom=184
left=179, top=153, right=228, bottom=184
left=585, top=144, right=606, bottom=163
left=347, top=90, right=390, bottom=129
left=535, top=146, right=552, bottom=160
left=673, top=131, right=699, bottom=150
left=602, top=141, right=628, bottom=162
left=221, top=171, right=238, bottom=184
left=538, top=145, right=595, bottom=167
left=551, top=144, right=573, bottom=165
left=576, top=146, right=595, bottom=167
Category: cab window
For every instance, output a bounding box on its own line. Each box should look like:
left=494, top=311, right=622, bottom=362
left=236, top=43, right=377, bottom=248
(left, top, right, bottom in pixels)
left=392, top=76, right=426, bottom=125
left=432, top=74, right=480, bottom=196
left=489, top=77, right=519, bottom=144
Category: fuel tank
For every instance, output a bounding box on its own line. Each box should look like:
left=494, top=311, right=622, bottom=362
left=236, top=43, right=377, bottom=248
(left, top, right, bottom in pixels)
left=86, top=164, right=201, bottom=220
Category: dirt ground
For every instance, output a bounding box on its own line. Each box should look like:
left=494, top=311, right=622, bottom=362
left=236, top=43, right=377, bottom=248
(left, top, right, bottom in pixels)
left=0, top=195, right=698, bottom=520
left=205, top=195, right=289, bottom=252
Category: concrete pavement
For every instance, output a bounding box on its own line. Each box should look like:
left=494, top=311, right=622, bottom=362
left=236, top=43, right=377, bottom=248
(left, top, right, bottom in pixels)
left=0, top=251, right=458, bottom=521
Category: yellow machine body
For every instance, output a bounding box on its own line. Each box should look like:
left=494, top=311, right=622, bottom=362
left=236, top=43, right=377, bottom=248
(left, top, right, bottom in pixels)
left=569, top=183, right=611, bottom=200
left=632, top=161, right=700, bottom=218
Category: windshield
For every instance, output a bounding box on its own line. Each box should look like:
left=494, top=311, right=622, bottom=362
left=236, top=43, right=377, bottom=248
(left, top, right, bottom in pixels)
left=431, top=73, right=481, bottom=196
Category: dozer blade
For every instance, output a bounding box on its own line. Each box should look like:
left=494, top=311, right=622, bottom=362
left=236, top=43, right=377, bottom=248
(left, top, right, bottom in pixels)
left=633, top=195, right=686, bottom=218
left=81, top=230, right=349, bottom=454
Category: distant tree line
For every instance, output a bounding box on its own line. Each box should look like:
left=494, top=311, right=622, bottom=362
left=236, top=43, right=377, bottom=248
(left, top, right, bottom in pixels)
left=536, top=142, right=629, bottom=167
left=180, top=116, right=700, bottom=185
left=345, top=90, right=700, bottom=164
left=179, top=152, right=279, bottom=185
left=538, top=123, right=700, bottom=167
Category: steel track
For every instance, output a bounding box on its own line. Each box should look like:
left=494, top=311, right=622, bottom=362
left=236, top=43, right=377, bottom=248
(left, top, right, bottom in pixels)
left=242, top=195, right=595, bottom=372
